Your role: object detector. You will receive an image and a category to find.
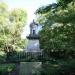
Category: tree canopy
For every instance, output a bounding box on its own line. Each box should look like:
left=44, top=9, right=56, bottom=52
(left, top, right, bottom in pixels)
left=36, top=0, right=75, bottom=58
left=0, top=2, right=27, bottom=52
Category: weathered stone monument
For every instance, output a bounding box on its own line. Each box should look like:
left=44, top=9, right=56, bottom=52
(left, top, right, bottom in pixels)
left=26, top=20, right=41, bottom=52
left=19, top=20, right=42, bottom=75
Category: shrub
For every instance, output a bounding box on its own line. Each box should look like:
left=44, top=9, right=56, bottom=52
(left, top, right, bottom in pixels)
left=41, top=59, right=75, bottom=75
left=0, top=64, right=16, bottom=75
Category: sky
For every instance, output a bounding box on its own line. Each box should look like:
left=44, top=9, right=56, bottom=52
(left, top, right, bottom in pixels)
left=2, top=0, right=56, bottom=39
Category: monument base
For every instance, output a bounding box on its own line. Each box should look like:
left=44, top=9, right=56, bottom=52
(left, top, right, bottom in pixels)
left=19, top=62, right=42, bottom=75
left=26, top=39, right=40, bottom=52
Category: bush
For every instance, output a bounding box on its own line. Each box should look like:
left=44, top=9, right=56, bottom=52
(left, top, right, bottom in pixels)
left=41, top=59, right=75, bottom=75
left=0, top=64, right=16, bottom=75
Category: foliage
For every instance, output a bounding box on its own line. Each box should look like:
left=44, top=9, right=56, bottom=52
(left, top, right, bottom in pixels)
left=57, top=0, right=74, bottom=8
left=0, top=2, right=27, bottom=52
left=41, top=59, right=75, bottom=75
left=36, top=0, right=75, bottom=58
left=0, top=64, right=16, bottom=75
left=0, top=51, right=6, bottom=62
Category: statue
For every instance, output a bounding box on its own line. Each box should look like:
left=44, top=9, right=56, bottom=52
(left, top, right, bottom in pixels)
left=30, top=20, right=38, bottom=36
left=26, top=20, right=41, bottom=52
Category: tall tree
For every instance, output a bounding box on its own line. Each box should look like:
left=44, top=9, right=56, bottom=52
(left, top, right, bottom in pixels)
left=0, top=2, right=9, bottom=51
left=0, top=2, right=27, bottom=52
left=36, top=0, right=75, bottom=57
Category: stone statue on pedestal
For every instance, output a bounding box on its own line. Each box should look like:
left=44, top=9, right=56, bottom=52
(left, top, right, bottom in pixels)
left=26, top=20, right=41, bottom=52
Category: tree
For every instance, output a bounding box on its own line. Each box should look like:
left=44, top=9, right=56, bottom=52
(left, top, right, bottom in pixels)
left=0, top=2, right=27, bottom=52
left=8, top=8, right=27, bottom=51
left=36, top=0, right=75, bottom=58
left=0, top=2, right=9, bottom=51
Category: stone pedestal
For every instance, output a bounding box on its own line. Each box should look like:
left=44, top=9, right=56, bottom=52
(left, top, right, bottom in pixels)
left=26, top=35, right=41, bottom=52
left=26, top=39, right=40, bottom=52
left=26, top=20, right=41, bottom=52
left=19, top=62, right=42, bottom=75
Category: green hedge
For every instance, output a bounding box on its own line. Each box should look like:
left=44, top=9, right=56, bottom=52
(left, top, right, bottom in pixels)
left=41, top=59, right=75, bottom=75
